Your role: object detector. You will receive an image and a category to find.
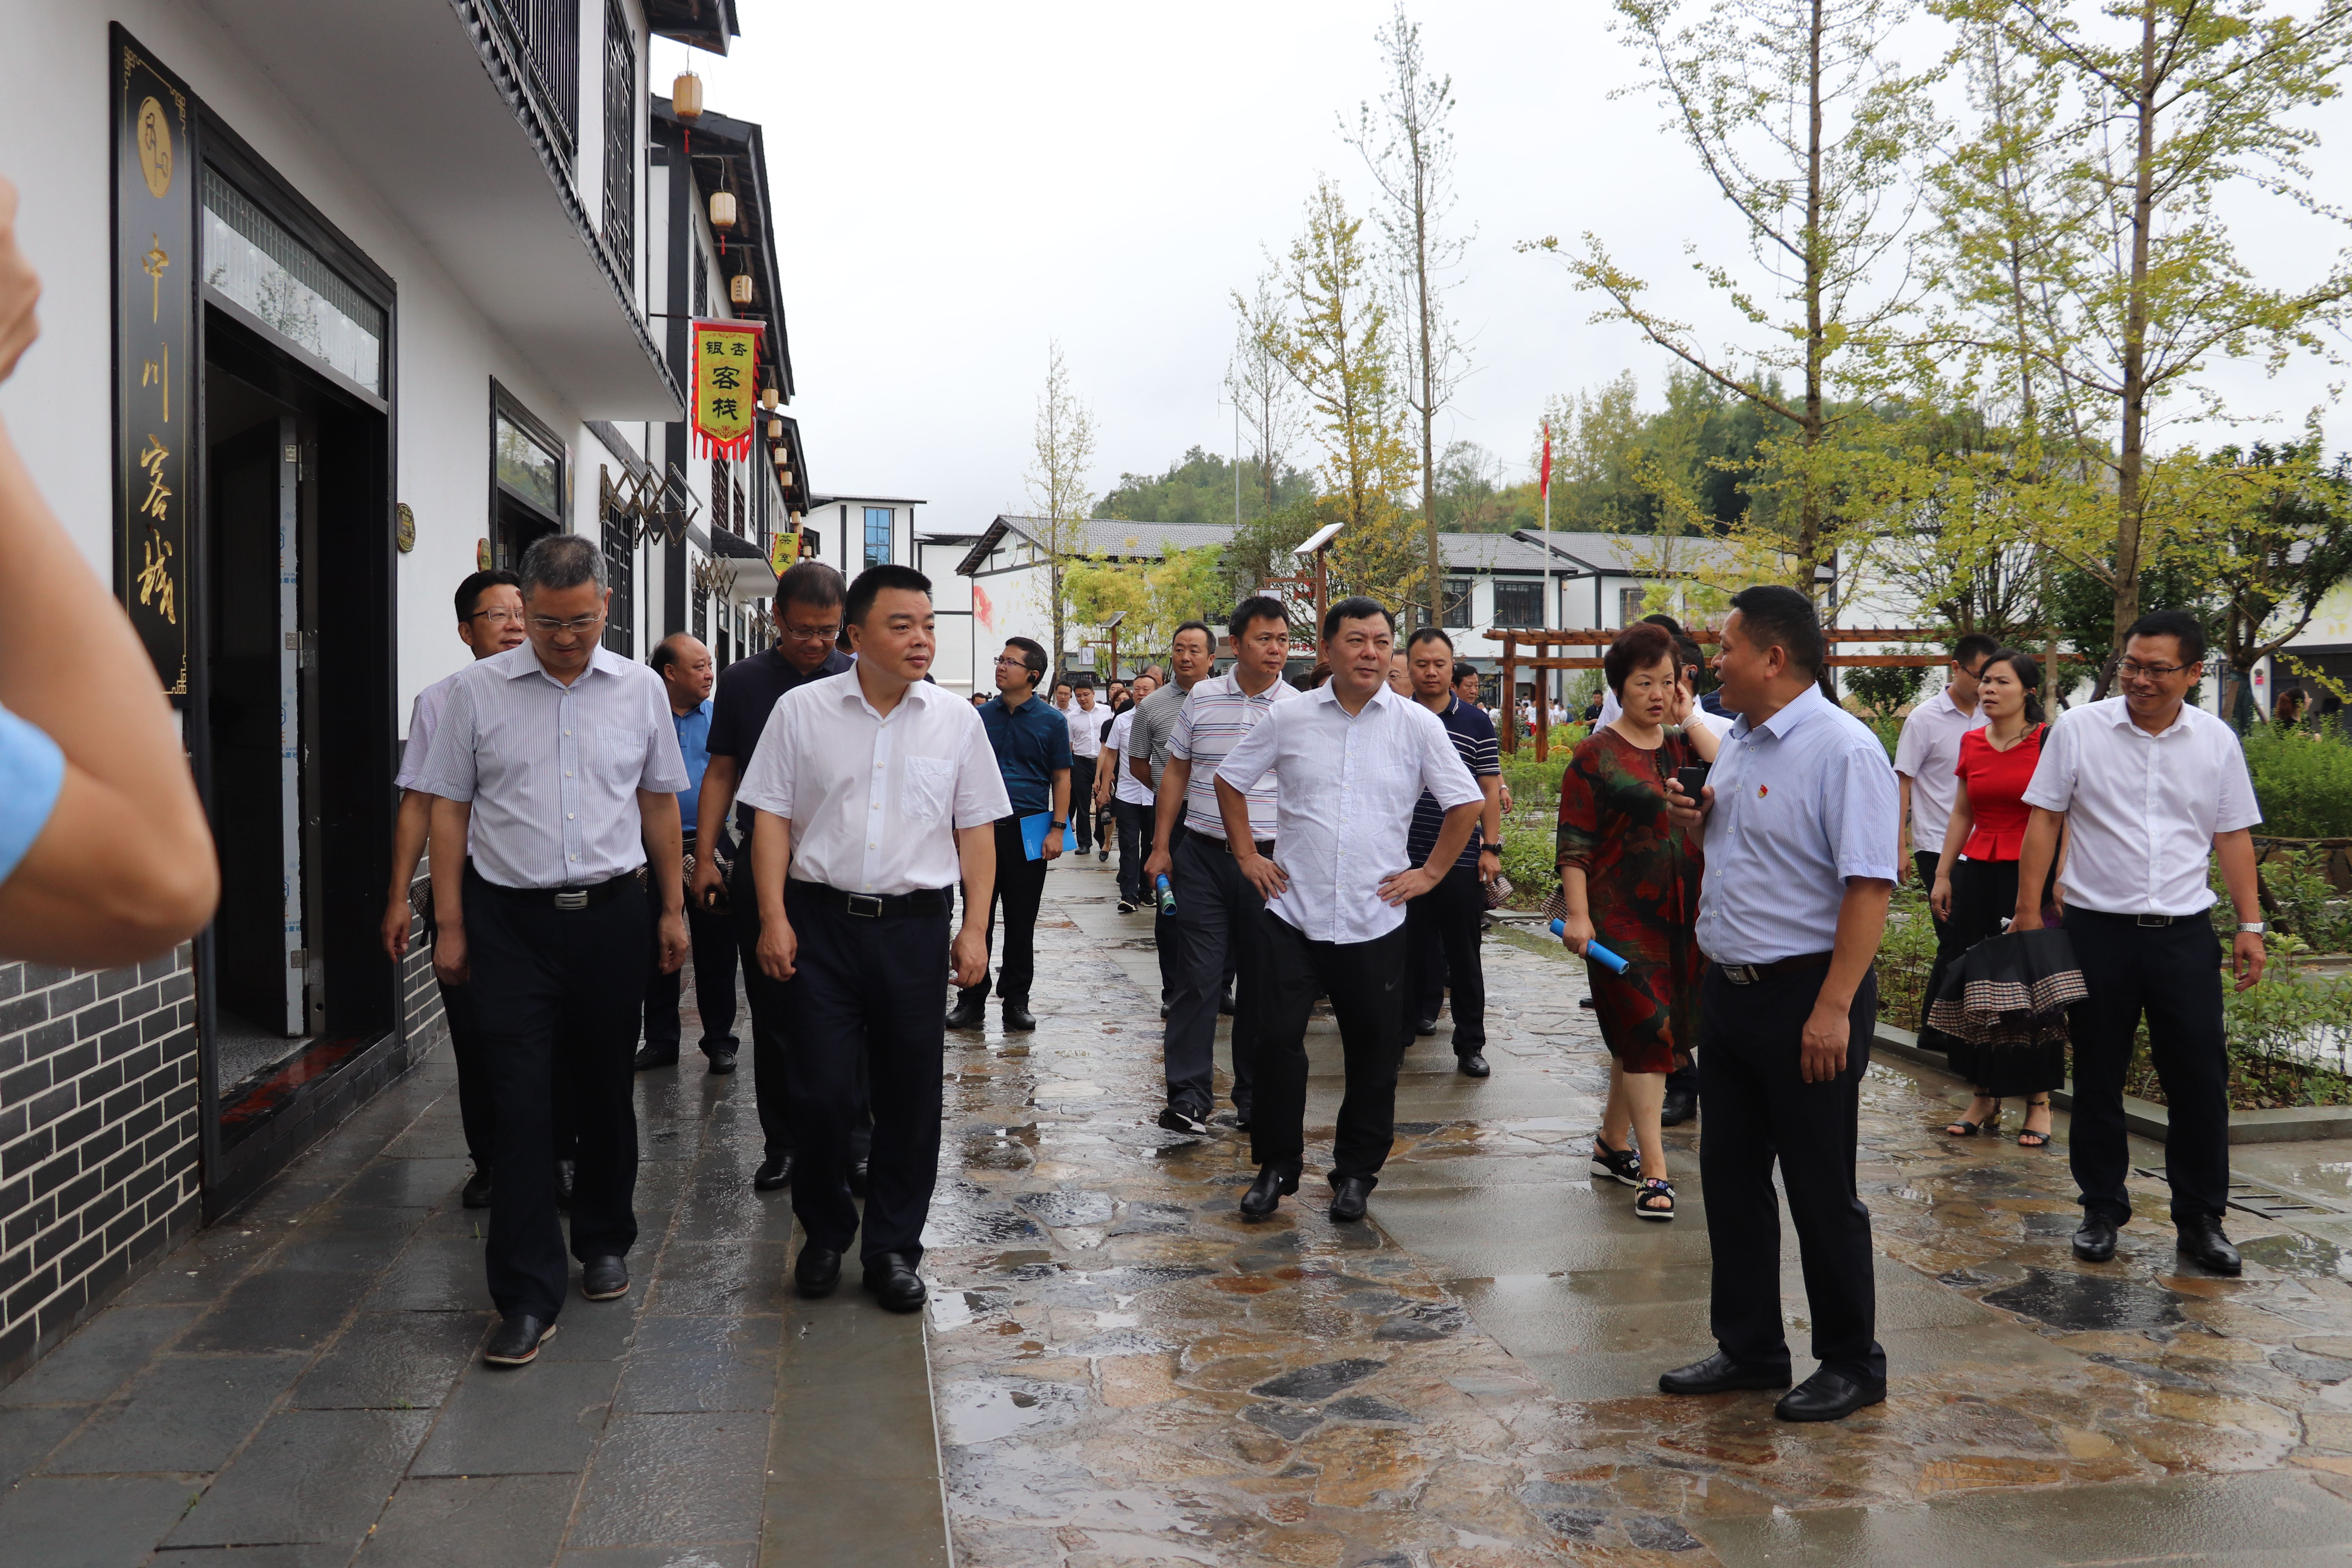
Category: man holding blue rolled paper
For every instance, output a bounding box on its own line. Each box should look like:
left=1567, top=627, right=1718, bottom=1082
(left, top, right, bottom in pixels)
left=947, top=636, right=1071, bottom=1034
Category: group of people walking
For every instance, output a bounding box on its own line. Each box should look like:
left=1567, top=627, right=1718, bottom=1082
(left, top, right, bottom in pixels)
left=377, top=543, right=2270, bottom=1434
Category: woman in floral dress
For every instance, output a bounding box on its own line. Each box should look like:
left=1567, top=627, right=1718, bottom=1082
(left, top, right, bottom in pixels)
left=1556, top=623, right=1718, bottom=1220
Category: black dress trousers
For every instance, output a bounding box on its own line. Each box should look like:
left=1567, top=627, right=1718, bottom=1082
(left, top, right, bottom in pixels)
left=2065, top=911, right=2229, bottom=1227
left=1068, top=757, right=1096, bottom=854
left=1166, top=830, right=1267, bottom=1117
left=642, top=844, right=740, bottom=1058
left=730, top=850, right=870, bottom=1164
left=959, top=814, right=1050, bottom=1008
left=1114, top=799, right=1152, bottom=906
left=464, top=867, right=650, bottom=1322
left=779, top=884, right=949, bottom=1267
left=1697, top=961, right=1885, bottom=1383
left=434, top=977, right=497, bottom=1171
left=1406, top=862, right=1488, bottom=1051
left=1252, top=914, right=1410, bottom=1184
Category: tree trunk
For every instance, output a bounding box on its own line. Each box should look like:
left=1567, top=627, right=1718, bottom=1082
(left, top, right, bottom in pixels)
left=1418, top=177, right=1440, bottom=630
left=1798, top=0, right=1828, bottom=604
left=2111, top=0, right=2161, bottom=651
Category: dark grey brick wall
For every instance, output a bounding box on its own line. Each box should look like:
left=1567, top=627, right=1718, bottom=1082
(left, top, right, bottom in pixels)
left=0, top=945, right=200, bottom=1377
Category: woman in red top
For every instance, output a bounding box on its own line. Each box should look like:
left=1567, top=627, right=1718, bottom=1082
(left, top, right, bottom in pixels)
left=1929, top=648, right=2066, bottom=1147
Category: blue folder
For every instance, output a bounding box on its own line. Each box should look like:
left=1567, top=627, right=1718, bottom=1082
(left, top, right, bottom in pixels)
left=1018, top=811, right=1052, bottom=861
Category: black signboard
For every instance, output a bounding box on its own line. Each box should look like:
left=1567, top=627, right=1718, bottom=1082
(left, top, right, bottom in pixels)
left=112, top=27, right=194, bottom=701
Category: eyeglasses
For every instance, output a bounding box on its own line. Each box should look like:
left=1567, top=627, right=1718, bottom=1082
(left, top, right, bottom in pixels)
left=993, top=655, right=1040, bottom=672
left=470, top=608, right=525, bottom=627
left=2117, top=659, right=2191, bottom=680
left=780, top=622, right=841, bottom=644
left=529, top=613, right=607, bottom=635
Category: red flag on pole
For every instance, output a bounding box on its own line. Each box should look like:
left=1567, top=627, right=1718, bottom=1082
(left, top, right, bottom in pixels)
left=1540, top=423, right=1552, bottom=500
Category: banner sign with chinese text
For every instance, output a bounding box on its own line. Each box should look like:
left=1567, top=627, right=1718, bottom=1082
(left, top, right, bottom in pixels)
left=689, top=318, right=763, bottom=462
left=113, top=27, right=194, bottom=701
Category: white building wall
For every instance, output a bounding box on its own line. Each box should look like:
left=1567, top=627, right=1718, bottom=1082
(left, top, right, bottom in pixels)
left=0, top=0, right=667, bottom=729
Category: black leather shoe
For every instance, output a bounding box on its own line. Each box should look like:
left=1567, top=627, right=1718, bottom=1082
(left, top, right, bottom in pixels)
left=1775, top=1367, right=1886, bottom=1423
left=1658, top=1351, right=1792, bottom=1396
left=1160, top=1002, right=1171, bottom=1020
left=944, top=994, right=987, bottom=1031
left=581, top=1255, right=628, bottom=1301
left=1457, top=1052, right=1490, bottom=1078
left=1238, top=1163, right=1300, bottom=1219
left=2177, top=1214, right=2243, bottom=1275
left=706, top=1049, right=737, bottom=1075
left=1002, top=1002, right=1037, bottom=1032
left=753, top=1154, right=792, bottom=1191
left=2073, top=1218, right=2120, bottom=1262
left=1219, top=989, right=1236, bottom=1016
left=1329, top=1175, right=1374, bottom=1223
left=1414, top=1017, right=1439, bottom=1038
left=483, top=1313, right=557, bottom=1367
left=862, top=1251, right=927, bottom=1312
left=632, top=1044, right=680, bottom=1070
left=461, top=1165, right=493, bottom=1209
left=554, top=1159, right=576, bottom=1210
left=847, top=1158, right=870, bottom=1197
left=1233, top=1103, right=1252, bottom=1132
left=1157, top=1105, right=1210, bottom=1136
left=795, top=1243, right=842, bottom=1298
left=1659, top=1089, right=1697, bottom=1127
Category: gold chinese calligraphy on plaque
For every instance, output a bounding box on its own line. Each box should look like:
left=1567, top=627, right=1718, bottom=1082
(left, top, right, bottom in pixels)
left=114, top=29, right=192, bottom=700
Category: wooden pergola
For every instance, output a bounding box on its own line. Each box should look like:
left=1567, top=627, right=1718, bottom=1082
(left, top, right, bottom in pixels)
left=1487, top=626, right=1947, bottom=760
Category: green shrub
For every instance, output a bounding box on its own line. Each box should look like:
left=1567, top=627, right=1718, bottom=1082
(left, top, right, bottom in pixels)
left=2243, top=724, right=2352, bottom=839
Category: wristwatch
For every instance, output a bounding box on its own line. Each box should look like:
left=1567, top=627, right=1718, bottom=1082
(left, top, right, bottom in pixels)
left=2239, top=921, right=2268, bottom=935
left=1049, top=818, right=1066, bottom=830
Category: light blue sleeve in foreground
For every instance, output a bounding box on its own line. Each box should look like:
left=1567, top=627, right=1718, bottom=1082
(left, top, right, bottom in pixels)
left=0, top=703, right=65, bottom=886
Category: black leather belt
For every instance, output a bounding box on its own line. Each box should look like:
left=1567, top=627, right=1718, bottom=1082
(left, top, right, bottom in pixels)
left=470, top=866, right=641, bottom=911
left=1219, top=836, right=1276, bottom=858
left=2072, top=907, right=2189, bottom=928
left=788, top=880, right=953, bottom=918
left=1717, top=951, right=1833, bottom=985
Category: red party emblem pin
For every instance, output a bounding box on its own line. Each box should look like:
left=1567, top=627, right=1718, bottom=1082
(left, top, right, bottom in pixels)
left=1757, top=784, right=1769, bottom=797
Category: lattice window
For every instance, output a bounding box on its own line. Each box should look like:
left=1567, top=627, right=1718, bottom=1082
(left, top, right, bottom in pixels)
left=600, top=0, right=634, bottom=284
left=599, top=469, right=635, bottom=656
left=490, top=0, right=579, bottom=149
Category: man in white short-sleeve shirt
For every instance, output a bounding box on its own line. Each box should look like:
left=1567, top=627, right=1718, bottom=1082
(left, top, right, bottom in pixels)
left=1215, top=598, right=1481, bottom=1226
left=2013, top=610, right=2266, bottom=1277
left=736, top=564, right=1007, bottom=1315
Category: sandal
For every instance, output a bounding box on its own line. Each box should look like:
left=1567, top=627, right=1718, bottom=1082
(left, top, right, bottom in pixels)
left=1944, top=1097, right=2002, bottom=1138
left=1590, top=1135, right=1643, bottom=1188
left=1635, top=1177, right=1676, bottom=1222
left=2017, top=1097, right=2054, bottom=1149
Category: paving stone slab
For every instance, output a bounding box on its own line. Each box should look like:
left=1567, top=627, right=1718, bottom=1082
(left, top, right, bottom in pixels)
left=43, top=1352, right=306, bottom=1475
left=0, top=1474, right=201, bottom=1568
left=167, top=1407, right=433, bottom=1546
left=350, top=1473, right=579, bottom=1568
left=570, top=1411, right=769, bottom=1547
left=410, top=1358, right=621, bottom=1477
left=0, top=1303, right=201, bottom=1406
left=289, top=1310, right=489, bottom=1410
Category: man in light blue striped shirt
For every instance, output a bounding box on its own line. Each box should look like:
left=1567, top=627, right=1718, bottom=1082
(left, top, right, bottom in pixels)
left=1143, top=597, right=1299, bottom=1136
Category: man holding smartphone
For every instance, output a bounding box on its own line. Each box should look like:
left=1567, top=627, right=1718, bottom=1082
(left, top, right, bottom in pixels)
left=1658, top=586, right=1898, bottom=1424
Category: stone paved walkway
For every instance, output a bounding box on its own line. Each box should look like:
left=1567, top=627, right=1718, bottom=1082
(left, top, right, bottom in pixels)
left=928, top=859, right=2352, bottom=1566
left=18, top=854, right=2352, bottom=1566
left=0, top=962, right=944, bottom=1568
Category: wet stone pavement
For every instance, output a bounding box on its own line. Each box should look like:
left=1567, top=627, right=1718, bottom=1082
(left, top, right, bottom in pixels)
left=926, top=859, right=2352, bottom=1567
left=0, top=957, right=944, bottom=1568
left=18, top=857, right=2352, bottom=1564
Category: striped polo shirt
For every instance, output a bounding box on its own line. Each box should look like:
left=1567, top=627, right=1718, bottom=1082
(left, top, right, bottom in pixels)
left=1407, top=693, right=1499, bottom=869
left=1168, top=669, right=1300, bottom=841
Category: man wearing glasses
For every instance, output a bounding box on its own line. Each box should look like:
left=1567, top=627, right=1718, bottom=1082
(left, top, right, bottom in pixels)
left=381, top=569, right=526, bottom=1211
left=413, top=535, right=691, bottom=1366
left=691, top=561, right=856, bottom=1192
left=2012, top=609, right=2266, bottom=1277
left=946, top=637, right=1071, bottom=1034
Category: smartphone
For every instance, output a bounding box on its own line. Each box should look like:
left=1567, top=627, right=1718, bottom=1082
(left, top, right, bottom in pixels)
left=1675, top=764, right=1710, bottom=797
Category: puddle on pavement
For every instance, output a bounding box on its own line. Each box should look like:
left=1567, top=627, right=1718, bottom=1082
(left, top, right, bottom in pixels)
left=1980, top=1267, right=2187, bottom=1331
left=2238, top=1230, right=2348, bottom=1278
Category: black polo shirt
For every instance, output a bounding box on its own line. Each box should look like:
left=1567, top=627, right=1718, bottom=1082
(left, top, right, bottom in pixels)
left=708, top=647, right=855, bottom=837
left=1407, top=693, right=1499, bottom=869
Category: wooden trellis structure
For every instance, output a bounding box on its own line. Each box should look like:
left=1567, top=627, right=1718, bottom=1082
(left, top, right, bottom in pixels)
left=1488, top=627, right=1947, bottom=760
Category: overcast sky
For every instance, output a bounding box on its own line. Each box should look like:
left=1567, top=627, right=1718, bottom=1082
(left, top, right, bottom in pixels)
left=661, top=0, right=2351, bottom=537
